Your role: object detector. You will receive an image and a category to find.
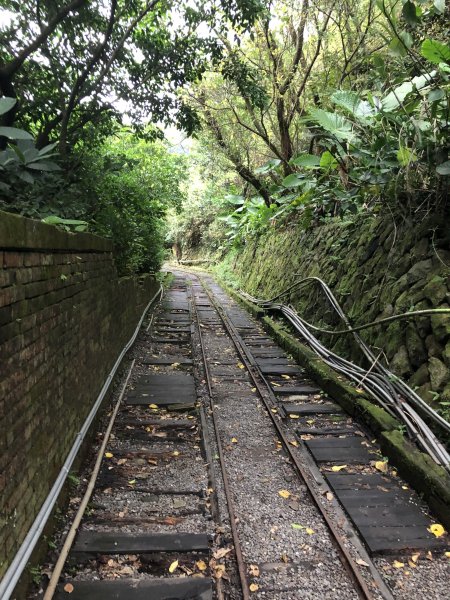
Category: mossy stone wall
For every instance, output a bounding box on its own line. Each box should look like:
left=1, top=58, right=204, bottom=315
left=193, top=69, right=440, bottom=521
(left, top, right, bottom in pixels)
left=229, top=214, right=450, bottom=410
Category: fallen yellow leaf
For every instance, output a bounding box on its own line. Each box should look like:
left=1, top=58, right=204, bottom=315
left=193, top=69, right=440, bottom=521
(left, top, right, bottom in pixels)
left=289, top=440, right=299, bottom=447
left=249, top=583, right=259, bottom=592
left=104, top=452, right=113, bottom=458
left=214, top=564, right=226, bottom=579
left=289, top=414, right=299, bottom=419
left=356, top=558, right=369, bottom=567
left=128, top=479, right=136, bottom=485
left=411, top=553, right=420, bottom=563
left=196, top=560, right=207, bottom=571
left=281, top=375, right=291, bottom=380
left=271, top=408, right=278, bottom=413
left=271, top=382, right=281, bottom=387
left=444, top=552, right=450, bottom=558
left=393, top=560, right=404, bottom=569
left=375, top=461, right=388, bottom=473
left=169, top=559, right=179, bottom=573
left=173, top=451, right=180, bottom=456
left=63, top=583, right=74, bottom=594
left=251, top=387, right=257, bottom=392
left=248, top=564, right=260, bottom=577
left=428, top=524, right=445, bottom=538
left=305, top=527, right=315, bottom=535
left=231, top=437, right=238, bottom=443
left=149, top=403, right=158, bottom=409
left=278, top=489, right=291, bottom=499
left=331, top=465, right=347, bottom=472
left=237, top=362, right=245, bottom=369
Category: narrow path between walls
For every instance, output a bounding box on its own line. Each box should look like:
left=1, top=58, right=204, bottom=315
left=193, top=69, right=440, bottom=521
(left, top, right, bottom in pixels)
left=30, top=269, right=449, bottom=600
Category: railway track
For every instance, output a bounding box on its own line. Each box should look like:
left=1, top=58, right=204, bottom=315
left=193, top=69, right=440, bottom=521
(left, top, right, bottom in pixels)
left=35, top=270, right=448, bottom=600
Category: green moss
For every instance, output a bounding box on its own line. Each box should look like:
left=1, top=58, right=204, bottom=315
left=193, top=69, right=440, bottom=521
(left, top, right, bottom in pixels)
left=220, top=278, right=450, bottom=530
left=380, top=430, right=450, bottom=529
left=0, top=210, right=112, bottom=252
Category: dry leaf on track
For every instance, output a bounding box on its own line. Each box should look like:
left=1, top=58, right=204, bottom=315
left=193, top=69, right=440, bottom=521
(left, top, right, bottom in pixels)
left=104, top=452, right=113, bottom=458
left=249, top=583, right=259, bottom=592
left=168, top=559, right=179, bottom=573
left=356, top=558, right=369, bottom=567
left=248, top=564, right=260, bottom=577
left=63, top=583, right=74, bottom=594
left=392, top=560, right=404, bottom=569
left=428, top=524, right=445, bottom=537
left=196, top=560, right=207, bottom=571
left=375, top=461, right=388, bottom=473
left=278, top=489, right=291, bottom=499
left=213, top=547, right=232, bottom=559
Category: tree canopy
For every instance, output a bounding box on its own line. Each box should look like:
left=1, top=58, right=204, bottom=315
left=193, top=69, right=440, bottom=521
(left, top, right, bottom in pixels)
left=0, top=0, right=448, bottom=269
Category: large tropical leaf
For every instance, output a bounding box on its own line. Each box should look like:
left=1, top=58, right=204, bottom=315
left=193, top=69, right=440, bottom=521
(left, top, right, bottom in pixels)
left=0, top=97, right=16, bottom=116
left=331, top=91, right=375, bottom=120
left=421, top=39, right=450, bottom=65
left=290, top=154, right=321, bottom=168
left=282, top=173, right=304, bottom=187
left=0, top=126, right=33, bottom=140
left=308, top=109, right=354, bottom=140
left=254, top=158, right=281, bottom=174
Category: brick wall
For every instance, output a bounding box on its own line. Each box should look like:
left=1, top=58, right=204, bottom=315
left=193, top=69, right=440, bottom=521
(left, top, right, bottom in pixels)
left=0, top=211, right=159, bottom=578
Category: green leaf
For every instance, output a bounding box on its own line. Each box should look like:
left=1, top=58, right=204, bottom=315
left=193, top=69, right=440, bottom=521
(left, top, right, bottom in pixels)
left=254, top=158, right=281, bottom=174
left=428, top=89, right=445, bottom=103
left=397, top=146, right=418, bottom=166
left=224, top=194, right=245, bottom=205
left=0, top=126, right=33, bottom=140
left=27, top=161, right=62, bottom=171
left=18, top=170, right=35, bottom=184
left=0, top=97, right=16, bottom=116
left=402, top=1, right=419, bottom=25
left=38, top=142, right=58, bottom=156
left=421, top=39, right=450, bottom=65
left=320, top=151, right=338, bottom=170
left=331, top=91, right=375, bottom=120
left=309, top=109, right=354, bottom=140
left=436, top=161, right=450, bottom=175
left=282, top=173, right=304, bottom=187
left=290, top=154, right=321, bottom=168
left=42, top=216, right=88, bottom=226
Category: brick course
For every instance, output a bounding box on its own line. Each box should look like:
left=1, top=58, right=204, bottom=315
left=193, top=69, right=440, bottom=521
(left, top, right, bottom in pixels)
left=0, top=211, right=158, bottom=579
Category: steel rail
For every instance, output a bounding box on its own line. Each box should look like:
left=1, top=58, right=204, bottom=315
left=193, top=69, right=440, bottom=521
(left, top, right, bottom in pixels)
left=194, top=273, right=394, bottom=600
left=43, top=359, right=137, bottom=600
left=188, top=279, right=251, bottom=600
left=0, top=284, right=163, bottom=600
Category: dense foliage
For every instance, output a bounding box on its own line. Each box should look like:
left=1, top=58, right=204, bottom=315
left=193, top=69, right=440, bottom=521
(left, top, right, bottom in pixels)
left=1, top=0, right=449, bottom=264
left=178, top=0, right=449, bottom=250
left=0, top=0, right=265, bottom=271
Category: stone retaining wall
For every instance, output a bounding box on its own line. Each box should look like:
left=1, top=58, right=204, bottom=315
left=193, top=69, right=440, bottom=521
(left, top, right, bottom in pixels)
left=228, top=213, right=450, bottom=412
left=0, top=210, right=159, bottom=579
